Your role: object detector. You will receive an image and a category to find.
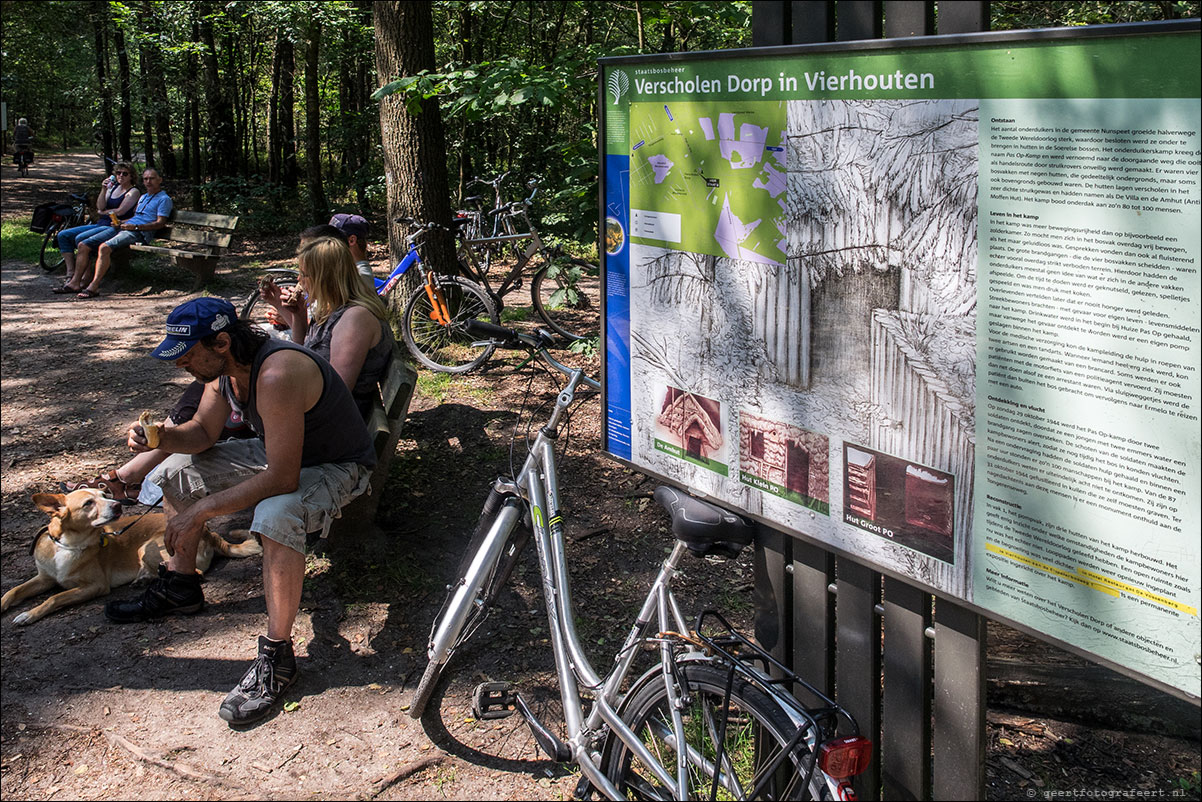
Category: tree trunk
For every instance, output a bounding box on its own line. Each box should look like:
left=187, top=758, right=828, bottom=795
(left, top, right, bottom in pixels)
left=374, top=1, right=455, bottom=301
left=93, top=2, right=115, bottom=168
left=199, top=8, right=237, bottom=180
left=114, top=24, right=133, bottom=161
left=268, top=35, right=282, bottom=184
left=141, top=1, right=175, bottom=176
left=137, top=24, right=155, bottom=170
left=279, top=36, right=298, bottom=189
left=189, top=15, right=203, bottom=208
left=305, top=18, right=328, bottom=223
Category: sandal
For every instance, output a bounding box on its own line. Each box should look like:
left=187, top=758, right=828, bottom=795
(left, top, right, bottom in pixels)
left=76, top=288, right=102, bottom=299
left=52, top=285, right=81, bottom=294
left=60, top=470, right=141, bottom=504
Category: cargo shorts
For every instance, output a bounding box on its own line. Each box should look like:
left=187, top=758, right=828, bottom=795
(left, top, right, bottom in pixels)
left=145, top=438, right=371, bottom=554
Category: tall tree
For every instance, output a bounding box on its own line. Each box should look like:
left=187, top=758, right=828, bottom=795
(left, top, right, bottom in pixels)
left=279, top=33, right=298, bottom=188
left=305, top=17, right=328, bottom=223
left=93, top=1, right=116, bottom=167
left=142, top=1, right=176, bottom=176
left=373, top=1, right=455, bottom=295
left=114, top=22, right=133, bottom=160
left=199, top=5, right=238, bottom=178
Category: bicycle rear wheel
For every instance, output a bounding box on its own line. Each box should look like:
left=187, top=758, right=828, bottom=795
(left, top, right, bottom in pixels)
left=239, top=277, right=299, bottom=340
left=401, top=275, right=498, bottom=373
left=601, top=663, right=829, bottom=800
left=409, top=490, right=530, bottom=719
left=40, top=226, right=66, bottom=272
left=531, top=254, right=601, bottom=341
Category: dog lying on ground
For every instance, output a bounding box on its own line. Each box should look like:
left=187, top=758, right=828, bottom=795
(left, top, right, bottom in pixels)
left=1, top=488, right=261, bottom=626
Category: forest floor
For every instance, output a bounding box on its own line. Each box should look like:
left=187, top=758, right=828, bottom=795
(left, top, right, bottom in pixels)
left=1, top=153, right=1198, bottom=800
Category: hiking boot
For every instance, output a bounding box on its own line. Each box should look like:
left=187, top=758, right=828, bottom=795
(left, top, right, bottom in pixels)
left=104, top=564, right=204, bottom=623
left=218, top=636, right=299, bottom=725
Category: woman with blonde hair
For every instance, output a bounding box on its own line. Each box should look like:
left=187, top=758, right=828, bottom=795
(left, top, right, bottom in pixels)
left=262, top=235, right=395, bottom=417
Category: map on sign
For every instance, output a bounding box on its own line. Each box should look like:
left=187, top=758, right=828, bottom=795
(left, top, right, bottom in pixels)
left=628, top=101, right=786, bottom=266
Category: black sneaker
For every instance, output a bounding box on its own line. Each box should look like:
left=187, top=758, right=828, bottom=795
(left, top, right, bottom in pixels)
left=218, top=636, right=299, bottom=725
left=105, top=564, right=204, bottom=623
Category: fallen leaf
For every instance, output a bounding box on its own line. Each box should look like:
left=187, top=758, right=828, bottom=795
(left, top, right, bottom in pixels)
left=283, top=701, right=300, bottom=712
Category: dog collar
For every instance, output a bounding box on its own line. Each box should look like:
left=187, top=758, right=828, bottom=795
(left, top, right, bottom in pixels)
left=36, top=527, right=109, bottom=553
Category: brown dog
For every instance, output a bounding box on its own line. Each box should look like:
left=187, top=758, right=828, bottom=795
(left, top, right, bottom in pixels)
left=1, top=488, right=261, bottom=626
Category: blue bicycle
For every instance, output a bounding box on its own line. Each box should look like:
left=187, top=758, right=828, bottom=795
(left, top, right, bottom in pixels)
left=240, top=221, right=501, bottom=373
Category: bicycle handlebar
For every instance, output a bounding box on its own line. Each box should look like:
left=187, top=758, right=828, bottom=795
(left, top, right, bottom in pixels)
left=464, top=320, right=601, bottom=391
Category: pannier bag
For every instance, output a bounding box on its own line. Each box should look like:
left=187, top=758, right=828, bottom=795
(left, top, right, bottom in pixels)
left=30, top=202, right=74, bottom=234
left=13, top=150, right=34, bottom=166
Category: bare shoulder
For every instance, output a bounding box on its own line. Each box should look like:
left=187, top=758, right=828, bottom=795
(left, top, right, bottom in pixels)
left=259, top=347, right=322, bottom=385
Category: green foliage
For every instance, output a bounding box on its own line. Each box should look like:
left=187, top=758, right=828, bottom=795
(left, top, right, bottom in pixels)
left=991, top=1, right=1200, bottom=30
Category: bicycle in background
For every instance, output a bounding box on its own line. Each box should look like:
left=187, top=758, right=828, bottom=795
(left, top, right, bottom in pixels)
left=408, top=320, right=874, bottom=800
left=455, top=174, right=601, bottom=342
left=35, top=194, right=90, bottom=273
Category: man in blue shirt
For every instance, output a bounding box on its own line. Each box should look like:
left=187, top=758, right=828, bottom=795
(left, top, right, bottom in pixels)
left=66, top=168, right=174, bottom=299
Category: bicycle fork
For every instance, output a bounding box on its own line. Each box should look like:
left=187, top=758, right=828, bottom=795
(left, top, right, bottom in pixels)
left=424, top=274, right=452, bottom=326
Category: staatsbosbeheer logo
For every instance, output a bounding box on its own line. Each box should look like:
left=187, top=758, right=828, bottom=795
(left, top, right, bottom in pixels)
left=608, top=69, right=629, bottom=106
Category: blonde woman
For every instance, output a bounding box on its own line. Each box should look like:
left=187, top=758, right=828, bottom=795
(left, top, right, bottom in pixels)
left=261, top=235, right=395, bottom=417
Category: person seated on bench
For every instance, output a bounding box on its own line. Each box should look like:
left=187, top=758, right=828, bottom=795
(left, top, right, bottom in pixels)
left=60, top=167, right=172, bottom=299
left=63, top=234, right=392, bottom=504
left=107, top=297, right=377, bottom=726
left=51, top=163, right=141, bottom=291
left=259, top=235, right=395, bottom=418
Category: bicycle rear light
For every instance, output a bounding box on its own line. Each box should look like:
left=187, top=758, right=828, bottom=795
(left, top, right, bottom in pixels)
left=818, top=736, right=873, bottom=779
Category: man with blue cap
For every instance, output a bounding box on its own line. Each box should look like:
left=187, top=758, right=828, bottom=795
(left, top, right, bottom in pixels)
left=107, top=296, right=376, bottom=726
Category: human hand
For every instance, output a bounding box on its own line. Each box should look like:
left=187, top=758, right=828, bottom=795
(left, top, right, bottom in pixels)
left=164, top=506, right=206, bottom=558
left=127, top=421, right=151, bottom=453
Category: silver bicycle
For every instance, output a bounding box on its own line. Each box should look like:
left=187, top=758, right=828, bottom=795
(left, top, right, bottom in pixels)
left=409, top=321, right=873, bottom=800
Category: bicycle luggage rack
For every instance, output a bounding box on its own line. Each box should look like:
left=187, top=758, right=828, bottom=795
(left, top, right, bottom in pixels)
left=693, top=609, right=850, bottom=733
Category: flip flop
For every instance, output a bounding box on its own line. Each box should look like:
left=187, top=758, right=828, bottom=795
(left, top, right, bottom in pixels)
left=76, top=288, right=101, bottom=299
left=52, top=285, right=80, bottom=294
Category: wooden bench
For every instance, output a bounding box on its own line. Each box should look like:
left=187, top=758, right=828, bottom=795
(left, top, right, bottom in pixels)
left=327, top=346, right=418, bottom=540
left=113, top=210, right=239, bottom=289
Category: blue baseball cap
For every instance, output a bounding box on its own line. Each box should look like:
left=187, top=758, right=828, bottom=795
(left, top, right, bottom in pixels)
left=150, top=297, right=238, bottom=360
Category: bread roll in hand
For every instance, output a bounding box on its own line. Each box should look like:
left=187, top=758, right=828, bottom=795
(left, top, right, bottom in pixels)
left=138, top=411, right=162, bottom=449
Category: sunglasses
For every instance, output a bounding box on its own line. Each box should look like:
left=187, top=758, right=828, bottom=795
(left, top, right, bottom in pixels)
left=115, top=171, right=130, bottom=176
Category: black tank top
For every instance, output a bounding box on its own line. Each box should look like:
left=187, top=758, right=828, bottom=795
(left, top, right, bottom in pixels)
left=219, top=339, right=376, bottom=468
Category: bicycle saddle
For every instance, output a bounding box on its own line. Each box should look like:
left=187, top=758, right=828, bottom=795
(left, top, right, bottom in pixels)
left=654, top=486, right=754, bottom=558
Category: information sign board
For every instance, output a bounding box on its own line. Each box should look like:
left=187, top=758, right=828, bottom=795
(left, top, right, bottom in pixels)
left=600, top=23, right=1200, bottom=696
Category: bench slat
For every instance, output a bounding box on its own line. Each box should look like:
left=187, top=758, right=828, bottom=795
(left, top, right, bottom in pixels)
left=160, top=226, right=234, bottom=250
left=380, top=351, right=416, bottom=419
left=171, top=210, right=239, bottom=230
left=129, top=243, right=214, bottom=259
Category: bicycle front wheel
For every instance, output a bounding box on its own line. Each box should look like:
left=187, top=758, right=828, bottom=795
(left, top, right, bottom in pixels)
left=401, top=275, right=498, bottom=373
left=601, top=663, right=829, bottom=800
left=239, top=277, right=299, bottom=340
left=40, top=226, right=66, bottom=272
left=409, top=490, right=530, bottom=719
left=531, top=255, right=601, bottom=341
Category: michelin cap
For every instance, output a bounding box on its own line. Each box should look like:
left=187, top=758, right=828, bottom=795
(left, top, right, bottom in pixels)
left=329, top=213, right=369, bottom=240
left=150, top=297, right=237, bottom=360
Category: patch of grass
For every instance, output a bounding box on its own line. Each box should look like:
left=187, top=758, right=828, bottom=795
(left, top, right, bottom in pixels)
left=500, top=306, right=530, bottom=323
left=1, top=221, right=43, bottom=263
left=417, top=370, right=456, bottom=403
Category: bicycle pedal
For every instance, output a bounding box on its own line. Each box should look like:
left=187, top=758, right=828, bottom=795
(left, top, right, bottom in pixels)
left=472, top=681, right=516, bottom=720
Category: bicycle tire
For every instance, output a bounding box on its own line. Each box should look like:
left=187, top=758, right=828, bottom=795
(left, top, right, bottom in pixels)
left=240, top=278, right=299, bottom=340
left=401, top=275, right=498, bottom=373
left=408, top=492, right=530, bottom=719
left=531, top=255, right=600, bottom=341
left=19, top=162, right=29, bottom=178
left=40, top=225, right=66, bottom=272
left=601, top=663, right=830, bottom=801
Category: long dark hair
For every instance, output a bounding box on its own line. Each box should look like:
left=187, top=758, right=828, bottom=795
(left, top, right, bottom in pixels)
left=200, top=319, right=269, bottom=365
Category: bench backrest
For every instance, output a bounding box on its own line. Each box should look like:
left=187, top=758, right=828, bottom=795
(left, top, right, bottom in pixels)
left=159, top=210, right=240, bottom=252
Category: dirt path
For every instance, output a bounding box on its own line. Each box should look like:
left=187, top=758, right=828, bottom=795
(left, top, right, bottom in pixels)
left=2, top=153, right=1198, bottom=801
